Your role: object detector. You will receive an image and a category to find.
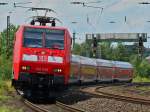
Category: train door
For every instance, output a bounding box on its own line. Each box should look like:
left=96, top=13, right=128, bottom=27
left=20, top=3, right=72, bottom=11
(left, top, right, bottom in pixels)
left=69, top=55, right=80, bottom=83
left=97, top=59, right=113, bottom=82
left=80, top=57, right=97, bottom=82
left=114, top=61, right=133, bottom=81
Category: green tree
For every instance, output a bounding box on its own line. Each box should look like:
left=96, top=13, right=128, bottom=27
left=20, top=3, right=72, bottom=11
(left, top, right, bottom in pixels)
left=72, top=43, right=81, bottom=55
left=100, top=42, right=112, bottom=59
left=80, top=42, right=92, bottom=57
left=0, top=24, right=18, bottom=80
left=0, top=24, right=18, bottom=57
left=0, top=33, right=2, bottom=55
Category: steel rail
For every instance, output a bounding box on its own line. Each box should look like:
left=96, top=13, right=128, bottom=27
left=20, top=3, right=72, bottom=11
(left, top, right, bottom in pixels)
left=56, top=101, right=85, bottom=112
left=95, top=87, right=150, bottom=105
left=81, top=84, right=150, bottom=105
left=24, top=99, right=51, bottom=112
left=20, top=83, right=150, bottom=112
left=24, top=100, right=85, bottom=112
left=17, top=89, right=85, bottom=112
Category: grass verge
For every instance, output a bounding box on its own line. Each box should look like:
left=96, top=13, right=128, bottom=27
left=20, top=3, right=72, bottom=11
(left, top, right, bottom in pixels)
left=0, top=105, right=23, bottom=112
left=133, top=76, right=150, bottom=82
left=0, top=80, right=23, bottom=112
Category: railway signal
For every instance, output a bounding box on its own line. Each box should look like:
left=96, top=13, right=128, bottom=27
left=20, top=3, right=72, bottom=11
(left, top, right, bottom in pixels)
left=71, top=21, right=78, bottom=49
left=93, top=37, right=98, bottom=58
left=139, top=37, right=143, bottom=47
left=72, top=32, right=76, bottom=49
left=93, top=37, right=97, bottom=47
left=138, top=34, right=145, bottom=58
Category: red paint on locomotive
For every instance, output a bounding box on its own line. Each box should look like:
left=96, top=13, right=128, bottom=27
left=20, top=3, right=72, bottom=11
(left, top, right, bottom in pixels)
left=12, top=25, right=71, bottom=89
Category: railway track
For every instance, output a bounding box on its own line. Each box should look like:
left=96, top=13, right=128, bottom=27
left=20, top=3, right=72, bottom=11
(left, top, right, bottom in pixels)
left=19, top=83, right=150, bottom=112
left=96, top=87, right=150, bottom=105
left=24, top=99, right=50, bottom=112
left=23, top=99, right=85, bottom=112
left=56, top=101, right=85, bottom=112
left=16, top=89, right=85, bottom=112
left=81, top=84, right=150, bottom=105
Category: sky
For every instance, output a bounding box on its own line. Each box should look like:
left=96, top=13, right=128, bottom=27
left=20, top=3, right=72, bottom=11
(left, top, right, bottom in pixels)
left=0, top=0, right=150, bottom=46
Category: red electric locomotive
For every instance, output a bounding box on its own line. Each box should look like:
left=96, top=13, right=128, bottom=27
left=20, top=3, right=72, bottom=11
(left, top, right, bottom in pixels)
left=12, top=17, right=71, bottom=98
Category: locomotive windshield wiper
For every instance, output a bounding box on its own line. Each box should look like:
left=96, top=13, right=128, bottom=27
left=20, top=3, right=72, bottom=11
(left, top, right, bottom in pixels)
left=25, top=44, right=42, bottom=48
left=46, top=47, right=64, bottom=50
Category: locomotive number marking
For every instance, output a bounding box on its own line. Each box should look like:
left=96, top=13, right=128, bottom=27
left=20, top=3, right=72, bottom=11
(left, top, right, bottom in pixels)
left=38, top=56, right=47, bottom=62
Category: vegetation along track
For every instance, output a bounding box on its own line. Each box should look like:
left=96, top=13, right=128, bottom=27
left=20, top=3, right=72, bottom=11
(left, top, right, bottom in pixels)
left=81, top=83, right=150, bottom=105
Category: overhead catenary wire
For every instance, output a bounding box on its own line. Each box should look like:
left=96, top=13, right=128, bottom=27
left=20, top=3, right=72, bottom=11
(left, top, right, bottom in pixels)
left=83, top=4, right=103, bottom=9
left=14, top=2, right=32, bottom=5
left=0, top=3, right=8, bottom=5
left=84, top=1, right=102, bottom=4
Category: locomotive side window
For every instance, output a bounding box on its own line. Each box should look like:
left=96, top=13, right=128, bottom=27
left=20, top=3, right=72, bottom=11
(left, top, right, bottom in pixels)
left=24, top=31, right=43, bottom=48
left=45, top=32, right=64, bottom=50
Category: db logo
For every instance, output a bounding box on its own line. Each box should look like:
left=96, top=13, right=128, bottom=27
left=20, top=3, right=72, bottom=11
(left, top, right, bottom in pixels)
left=38, top=56, right=47, bottom=62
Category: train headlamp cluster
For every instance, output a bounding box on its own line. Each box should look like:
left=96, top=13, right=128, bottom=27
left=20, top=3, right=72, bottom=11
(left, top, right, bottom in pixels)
left=22, top=66, right=31, bottom=70
left=53, top=68, right=62, bottom=73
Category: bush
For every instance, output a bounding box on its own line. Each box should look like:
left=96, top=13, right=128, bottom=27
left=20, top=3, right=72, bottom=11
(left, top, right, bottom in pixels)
left=130, top=55, right=150, bottom=78
left=137, top=60, right=150, bottom=77
left=133, top=75, right=150, bottom=82
left=0, top=55, right=12, bottom=80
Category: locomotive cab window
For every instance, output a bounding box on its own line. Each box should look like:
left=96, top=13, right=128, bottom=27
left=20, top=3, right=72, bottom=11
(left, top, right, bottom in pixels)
left=23, top=27, right=64, bottom=49
left=45, top=32, right=64, bottom=50
left=23, top=28, right=43, bottom=48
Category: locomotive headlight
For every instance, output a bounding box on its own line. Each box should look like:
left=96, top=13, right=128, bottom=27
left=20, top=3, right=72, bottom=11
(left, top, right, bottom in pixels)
left=53, top=69, right=62, bottom=73
left=22, top=66, right=30, bottom=70
left=57, top=69, right=62, bottom=72
left=22, top=66, right=27, bottom=70
left=23, top=54, right=38, bottom=61
left=48, top=56, right=63, bottom=63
